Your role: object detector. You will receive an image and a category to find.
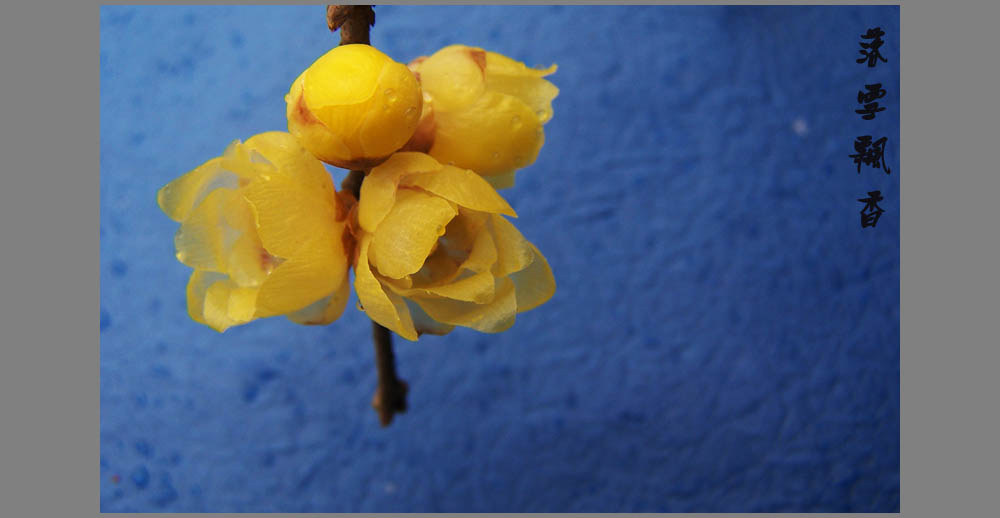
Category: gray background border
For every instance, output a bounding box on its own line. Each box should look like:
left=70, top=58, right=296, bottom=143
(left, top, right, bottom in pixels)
left=2, top=0, right=995, bottom=516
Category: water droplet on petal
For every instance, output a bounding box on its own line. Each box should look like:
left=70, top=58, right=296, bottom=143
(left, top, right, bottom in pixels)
left=511, top=115, right=522, bottom=128
left=536, top=109, right=546, bottom=119
left=491, top=151, right=500, bottom=160
left=405, top=106, right=418, bottom=120
left=384, top=88, right=398, bottom=104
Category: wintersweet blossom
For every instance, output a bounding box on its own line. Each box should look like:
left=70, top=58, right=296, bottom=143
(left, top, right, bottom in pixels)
left=286, top=44, right=423, bottom=170
left=406, top=45, right=558, bottom=189
left=350, top=152, right=556, bottom=340
left=157, top=132, right=353, bottom=332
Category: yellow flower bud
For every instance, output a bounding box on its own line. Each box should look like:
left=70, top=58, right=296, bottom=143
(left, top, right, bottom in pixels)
left=286, top=44, right=423, bottom=170
left=157, top=132, right=353, bottom=332
left=350, top=152, right=556, bottom=341
left=408, top=45, right=558, bottom=189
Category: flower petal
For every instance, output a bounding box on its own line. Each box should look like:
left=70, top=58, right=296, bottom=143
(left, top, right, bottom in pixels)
left=485, top=52, right=559, bottom=124
left=225, top=231, right=271, bottom=287
left=389, top=270, right=496, bottom=304
left=485, top=51, right=558, bottom=79
left=286, top=73, right=353, bottom=165
left=406, top=299, right=455, bottom=336
left=429, top=90, right=543, bottom=176
left=483, top=170, right=517, bottom=191
left=201, top=278, right=258, bottom=333
left=357, top=62, right=423, bottom=157
left=412, top=276, right=517, bottom=333
left=174, top=188, right=247, bottom=272
left=304, top=44, right=383, bottom=111
left=354, top=235, right=419, bottom=340
left=242, top=169, right=340, bottom=259
left=400, top=164, right=516, bottom=217
left=158, top=138, right=272, bottom=224
left=286, top=270, right=351, bottom=326
left=370, top=189, right=457, bottom=279
left=385, top=288, right=418, bottom=342
left=460, top=227, right=499, bottom=274
left=157, top=157, right=238, bottom=223
left=186, top=270, right=227, bottom=326
left=415, top=45, right=488, bottom=111
left=253, top=229, right=347, bottom=318
left=489, top=214, right=534, bottom=277
left=360, top=152, right=444, bottom=233
left=243, top=131, right=338, bottom=204
left=511, top=243, right=556, bottom=312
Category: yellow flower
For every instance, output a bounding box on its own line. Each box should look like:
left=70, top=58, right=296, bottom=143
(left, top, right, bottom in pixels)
left=407, top=45, right=558, bottom=189
left=351, top=152, right=556, bottom=341
left=157, top=132, right=353, bottom=332
left=286, top=44, right=423, bottom=170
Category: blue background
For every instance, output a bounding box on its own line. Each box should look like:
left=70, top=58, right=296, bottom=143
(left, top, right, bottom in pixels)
left=100, top=5, right=899, bottom=513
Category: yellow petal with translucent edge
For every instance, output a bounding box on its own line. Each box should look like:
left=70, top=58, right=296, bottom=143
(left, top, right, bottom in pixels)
left=511, top=243, right=556, bottom=312
left=187, top=270, right=228, bottom=326
left=460, top=227, right=499, bottom=274
left=406, top=245, right=459, bottom=287
left=406, top=299, right=455, bottom=336
left=429, top=90, right=543, bottom=176
left=370, top=189, right=457, bottom=279
left=219, top=139, right=278, bottom=185
left=485, top=52, right=558, bottom=124
left=286, top=271, right=351, bottom=325
left=202, top=280, right=239, bottom=332
left=485, top=51, right=558, bottom=78
left=174, top=189, right=239, bottom=272
left=354, top=235, right=419, bottom=340
left=389, top=270, right=496, bottom=304
left=202, top=279, right=257, bottom=333
left=483, top=170, right=517, bottom=191
left=489, top=214, right=534, bottom=277
left=253, top=229, right=346, bottom=318
left=381, top=273, right=414, bottom=291
left=486, top=74, right=558, bottom=124
left=242, top=170, right=340, bottom=259
left=227, top=285, right=260, bottom=323
left=400, top=165, right=516, bottom=217
left=158, top=157, right=237, bottom=223
left=243, top=131, right=337, bottom=203
left=416, top=45, right=487, bottom=111
left=412, top=276, right=517, bottom=333
left=437, top=209, right=487, bottom=256
left=426, top=214, right=496, bottom=286
left=385, top=288, right=418, bottom=342
left=360, top=152, right=443, bottom=233
left=226, top=232, right=269, bottom=288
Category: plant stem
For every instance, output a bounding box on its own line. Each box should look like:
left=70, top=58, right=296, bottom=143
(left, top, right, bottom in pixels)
left=327, top=5, right=374, bottom=46
left=370, top=321, right=408, bottom=426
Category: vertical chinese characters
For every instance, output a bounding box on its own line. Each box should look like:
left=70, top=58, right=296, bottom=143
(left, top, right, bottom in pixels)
left=852, top=27, right=892, bottom=229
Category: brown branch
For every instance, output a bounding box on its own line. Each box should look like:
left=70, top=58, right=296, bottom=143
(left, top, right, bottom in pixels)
left=370, top=322, right=408, bottom=426
left=327, top=5, right=375, bottom=46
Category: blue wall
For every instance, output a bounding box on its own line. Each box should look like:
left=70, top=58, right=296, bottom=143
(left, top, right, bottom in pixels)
left=100, top=5, right=899, bottom=512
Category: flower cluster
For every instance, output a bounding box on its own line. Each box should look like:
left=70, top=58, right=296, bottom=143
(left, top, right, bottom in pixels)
left=158, top=41, right=558, bottom=340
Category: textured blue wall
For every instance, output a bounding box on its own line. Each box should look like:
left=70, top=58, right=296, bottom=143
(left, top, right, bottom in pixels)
left=100, top=5, right=899, bottom=512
